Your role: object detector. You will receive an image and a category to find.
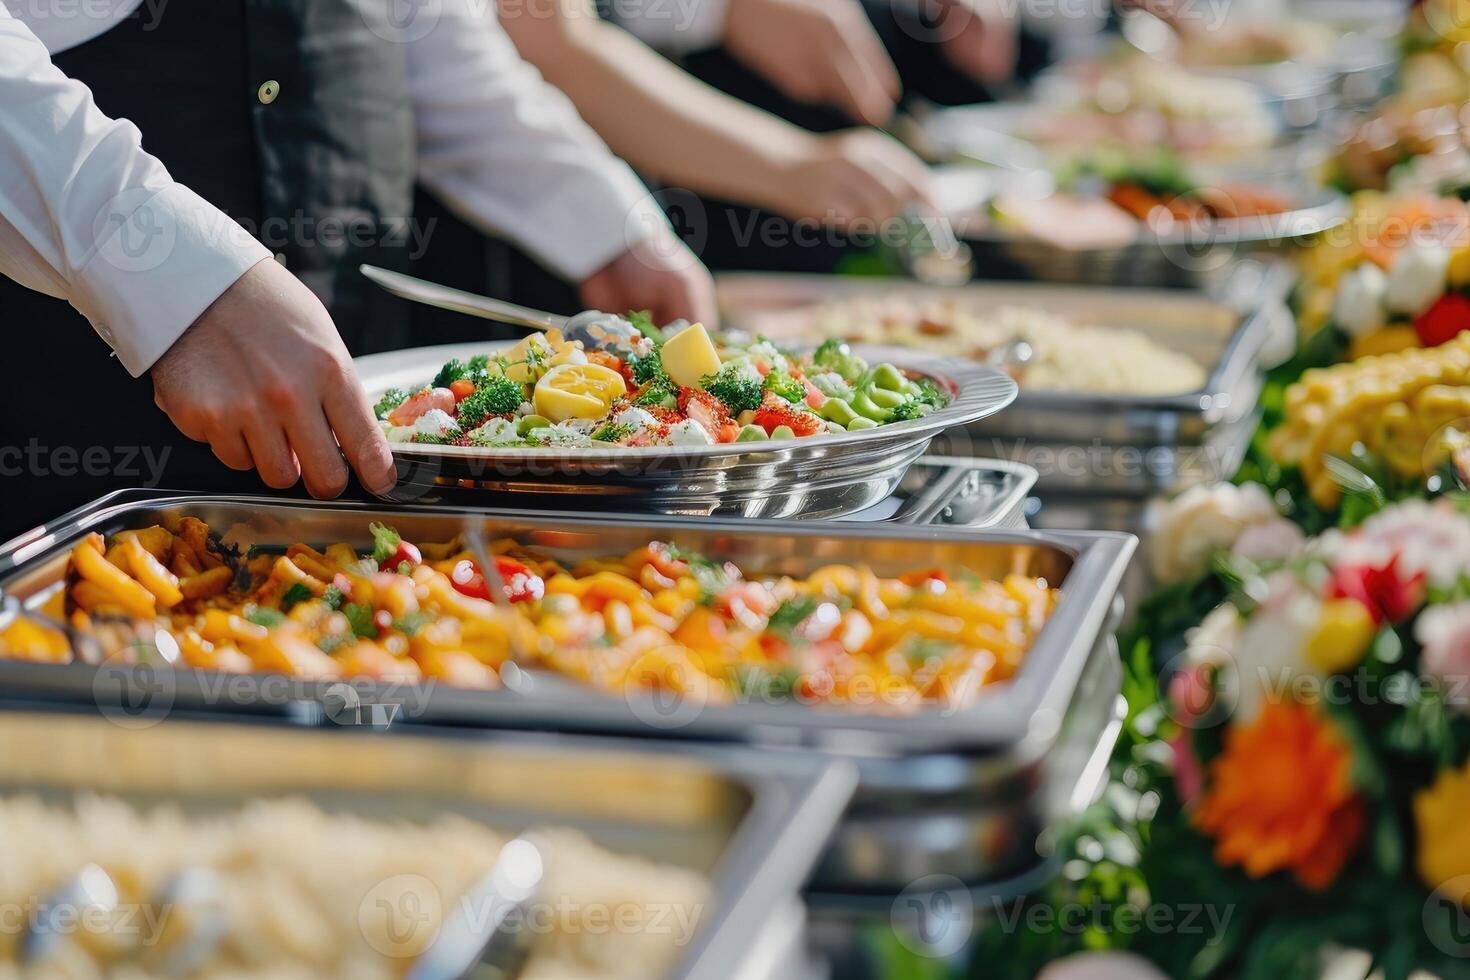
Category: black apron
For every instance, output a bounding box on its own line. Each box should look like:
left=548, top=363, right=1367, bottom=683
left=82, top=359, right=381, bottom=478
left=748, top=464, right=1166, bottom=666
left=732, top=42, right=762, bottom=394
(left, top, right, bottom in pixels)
left=0, top=1, right=416, bottom=538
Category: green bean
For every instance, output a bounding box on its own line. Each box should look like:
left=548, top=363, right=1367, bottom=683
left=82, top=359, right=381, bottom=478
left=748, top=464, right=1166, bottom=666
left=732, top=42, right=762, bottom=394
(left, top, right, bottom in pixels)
left=851, top=391, right=893, bottom=422
left=869, top=363, right=909, bottom=392
left=867, top=386, right=908, bottom=409
left=769, top=425, right=796, bottom=439
left=845, top=416, right=880, bottom=431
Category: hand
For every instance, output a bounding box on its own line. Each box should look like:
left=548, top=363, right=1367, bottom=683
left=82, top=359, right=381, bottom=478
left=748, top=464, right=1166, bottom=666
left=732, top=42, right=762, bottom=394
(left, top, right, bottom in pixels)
left=931, top=0, right=1018, bottom=86
left=151, top=258, right=396, bottom=498
left=770, top=130, right=936, bottom=227
left=579, top=228, right=719, bottom=327
left=724, top=0, right=901, bottom=127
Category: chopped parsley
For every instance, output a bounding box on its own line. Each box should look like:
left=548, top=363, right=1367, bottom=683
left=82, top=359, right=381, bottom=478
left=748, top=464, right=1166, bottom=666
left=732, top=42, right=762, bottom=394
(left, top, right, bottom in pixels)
left=766, top=596, right=818, bottom=635
left=280, top=582, right=313, bottom=612
left=243, top=605, right=285, bottom=629
left=342, top=603, right=378, bottom=639
left=321, top=584, right=346, bottom=611
left=592, top=421, right=636, bottom=443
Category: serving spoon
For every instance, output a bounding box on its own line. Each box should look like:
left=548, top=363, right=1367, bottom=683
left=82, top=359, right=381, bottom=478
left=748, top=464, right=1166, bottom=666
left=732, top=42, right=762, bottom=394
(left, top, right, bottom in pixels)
left=360, top=265, right=619, bottom=338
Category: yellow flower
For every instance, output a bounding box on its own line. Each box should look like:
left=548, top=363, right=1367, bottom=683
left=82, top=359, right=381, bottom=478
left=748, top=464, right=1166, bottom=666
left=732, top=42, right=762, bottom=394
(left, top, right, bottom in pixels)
left=1416, top=758, right=1470, bottom=904
left=1303, top=599, right=1377, bottom=673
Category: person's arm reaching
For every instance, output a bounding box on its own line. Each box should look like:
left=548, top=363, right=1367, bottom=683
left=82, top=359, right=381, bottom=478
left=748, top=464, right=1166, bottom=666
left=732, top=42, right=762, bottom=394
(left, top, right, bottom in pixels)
left=0, top=5, right=394, bottom=497
left=404, top=0, right=716, bottom=327
left=496, top=0, right=934, bottom=229
left=609, top=0, right=901, bottom=127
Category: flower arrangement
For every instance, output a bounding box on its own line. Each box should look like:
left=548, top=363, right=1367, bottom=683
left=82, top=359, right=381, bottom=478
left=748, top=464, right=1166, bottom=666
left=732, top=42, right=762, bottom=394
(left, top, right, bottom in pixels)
left=973, top=493, right=1470, bottom=979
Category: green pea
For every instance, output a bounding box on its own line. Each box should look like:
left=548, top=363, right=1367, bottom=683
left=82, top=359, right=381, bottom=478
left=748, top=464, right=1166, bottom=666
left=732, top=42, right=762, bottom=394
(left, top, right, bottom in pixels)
left=769, top=425, right=796, bottom=439
left=845, top=416, right=880, bottom=431
left=867, top=386, right=908, bottom=409
left=736, top=424, right=769, bottom=442
left=516, top=414, right=550, bottom=436
left=870, top=363, right=909, bottom=392
left=818, top=398, right=860, bottom=427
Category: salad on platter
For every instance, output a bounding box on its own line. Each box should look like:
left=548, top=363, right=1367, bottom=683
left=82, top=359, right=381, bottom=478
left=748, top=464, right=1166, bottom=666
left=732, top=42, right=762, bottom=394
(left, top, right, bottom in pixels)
left=372, top=315, right=950, bottom=450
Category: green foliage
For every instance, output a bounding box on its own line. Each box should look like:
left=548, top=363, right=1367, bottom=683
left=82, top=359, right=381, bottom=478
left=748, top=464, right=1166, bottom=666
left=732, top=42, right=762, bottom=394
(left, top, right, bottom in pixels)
left=372, top=387, right=408, bottom=418
left=432, top=358, right=468, bottom=389
left=762, top=371, right=806, bottom=404
left=701, top=366, right=764, bottom=414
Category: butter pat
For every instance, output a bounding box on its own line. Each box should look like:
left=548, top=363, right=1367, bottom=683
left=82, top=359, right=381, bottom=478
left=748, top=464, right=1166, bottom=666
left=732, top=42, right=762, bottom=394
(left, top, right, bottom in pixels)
left=661, top=322, right=722, bottom=388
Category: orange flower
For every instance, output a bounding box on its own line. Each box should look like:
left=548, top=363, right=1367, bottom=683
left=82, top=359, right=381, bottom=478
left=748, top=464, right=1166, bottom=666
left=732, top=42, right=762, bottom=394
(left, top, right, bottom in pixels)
left=1193, top=702, right=1366, bottom=890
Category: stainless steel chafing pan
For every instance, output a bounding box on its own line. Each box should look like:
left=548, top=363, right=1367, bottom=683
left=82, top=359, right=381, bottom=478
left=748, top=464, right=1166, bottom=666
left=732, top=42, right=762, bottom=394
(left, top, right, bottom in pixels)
left=0, top=710, right=854, bottom=980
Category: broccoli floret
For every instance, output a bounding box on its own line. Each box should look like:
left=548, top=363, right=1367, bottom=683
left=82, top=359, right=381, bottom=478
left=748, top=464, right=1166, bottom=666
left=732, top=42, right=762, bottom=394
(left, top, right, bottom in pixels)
left=629, top=349, right=666, bottom=385
left=812, top=339, right=868, bottom=383
left=456, top=375, right=525, bottom=428
left=701, top=366, right=764, bottom=414
left=763, top=372, right=805, bottom=404
left=432, top=358, right=468, bottom=389
left=591, top=421, right=636, bottom=443
left=466, top=354, right=491, bottom=374
left=634, top=378, right=679, bottom=410
left=373, top=387, right=408, bottom=419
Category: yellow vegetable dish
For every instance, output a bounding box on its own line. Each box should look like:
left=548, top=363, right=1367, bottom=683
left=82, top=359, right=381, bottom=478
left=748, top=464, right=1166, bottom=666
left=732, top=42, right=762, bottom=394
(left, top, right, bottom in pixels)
left=1268, top=333, right=1470, bottom=508
left=0, top=519, right=1060, bottom=714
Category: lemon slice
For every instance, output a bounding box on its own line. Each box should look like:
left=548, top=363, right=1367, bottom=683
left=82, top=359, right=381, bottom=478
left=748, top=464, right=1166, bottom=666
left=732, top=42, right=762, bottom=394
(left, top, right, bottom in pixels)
left=533, top=363, right=628, bottom=422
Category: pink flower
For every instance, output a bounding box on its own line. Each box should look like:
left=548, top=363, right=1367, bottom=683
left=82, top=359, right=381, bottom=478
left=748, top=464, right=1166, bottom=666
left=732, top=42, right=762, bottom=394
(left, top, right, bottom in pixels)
left=1170, top=732, right=1205, bottom=806
left=1415, top=601, right=1470, bottom=712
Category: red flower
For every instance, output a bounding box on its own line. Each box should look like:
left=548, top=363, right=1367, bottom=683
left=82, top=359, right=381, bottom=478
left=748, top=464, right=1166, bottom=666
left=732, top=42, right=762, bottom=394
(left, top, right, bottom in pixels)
left=1414, top=291, right=1470, bottom=347
left=1326, top=556, right=1424, bottom=625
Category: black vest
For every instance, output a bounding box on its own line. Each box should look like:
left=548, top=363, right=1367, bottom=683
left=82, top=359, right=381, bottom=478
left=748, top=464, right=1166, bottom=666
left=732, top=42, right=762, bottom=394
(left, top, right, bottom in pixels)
left=0, top=1, right=418, bottom=535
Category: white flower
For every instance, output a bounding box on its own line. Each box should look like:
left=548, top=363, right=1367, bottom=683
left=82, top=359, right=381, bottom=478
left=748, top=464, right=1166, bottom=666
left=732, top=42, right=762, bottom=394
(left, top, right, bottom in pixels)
left=1184, top=579, right=1321, bottom=724
left=1385, top=244, right=1450, bottom=317
left=1415, top=602, right=1470, bottom=712
left=1232, top=517, right=1306, bottom=565
left=412, top=409, right=457, bottom=436
left=1332, top=263, right=1388, bottom=337
left=1149, top=482, right=1281, bottom=583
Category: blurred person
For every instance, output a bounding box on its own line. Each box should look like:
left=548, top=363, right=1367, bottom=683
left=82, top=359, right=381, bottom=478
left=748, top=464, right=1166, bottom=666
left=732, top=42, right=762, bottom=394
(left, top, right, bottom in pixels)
left=0, top=0, right=712, bottom=537
left=499, top=0, right=936, bottom=229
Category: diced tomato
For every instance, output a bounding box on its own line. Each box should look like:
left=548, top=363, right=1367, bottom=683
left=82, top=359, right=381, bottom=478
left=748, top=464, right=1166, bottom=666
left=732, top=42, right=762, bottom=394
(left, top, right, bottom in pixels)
left=801, top=377, right=826, bottom=409
left=899, top=568, right=949, bottom=587
left=449, top=379, right=476, bottom=403
left=752, top=395, right=824, bottom=437
left=450, top=558, right=545, bottom=603
left=388, top=387, right=456, bottom=426
left=1415, top=292, right=1470, bottom=347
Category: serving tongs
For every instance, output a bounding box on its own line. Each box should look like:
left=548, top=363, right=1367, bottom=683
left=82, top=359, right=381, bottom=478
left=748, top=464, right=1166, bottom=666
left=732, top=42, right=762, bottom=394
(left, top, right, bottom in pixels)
left=361, top=265, right=620, bottom=338
left=407, top=833, right=547, bottom=980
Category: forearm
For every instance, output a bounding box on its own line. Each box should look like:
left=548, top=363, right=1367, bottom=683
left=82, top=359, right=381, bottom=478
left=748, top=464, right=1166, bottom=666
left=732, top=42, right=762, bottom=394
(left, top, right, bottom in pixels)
left=500, top=2, right=815, bottom=213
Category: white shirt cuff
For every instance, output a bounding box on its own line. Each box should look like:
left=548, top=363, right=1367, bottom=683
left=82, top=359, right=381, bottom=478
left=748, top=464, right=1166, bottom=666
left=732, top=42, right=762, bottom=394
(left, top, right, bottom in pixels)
left=67, top=182, right=272, bottom=377
left=610, top=0, right=729, bottom=55
left=510, top=165, right=672, bottom=281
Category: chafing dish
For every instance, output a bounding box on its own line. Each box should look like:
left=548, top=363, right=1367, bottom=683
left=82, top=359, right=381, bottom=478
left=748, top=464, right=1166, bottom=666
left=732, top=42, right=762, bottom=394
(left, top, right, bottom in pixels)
left=716, top=270, right=1280, bottom=495
left=0, top=493, right=1133, bottom=895
left=0, top=710, right=854, bottom=980
left=351, top=343, right=1017, bottom=520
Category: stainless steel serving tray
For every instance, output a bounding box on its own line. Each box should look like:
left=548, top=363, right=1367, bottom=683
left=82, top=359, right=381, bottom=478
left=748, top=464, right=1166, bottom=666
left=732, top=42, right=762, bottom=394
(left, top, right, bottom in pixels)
left=0, top=710, right=854, bottom=980
left=0, top=492, right=1134, bottom=893
left=716, top=272, right=1278, bottom=495
left=352, top=342, right=1017, bottom=520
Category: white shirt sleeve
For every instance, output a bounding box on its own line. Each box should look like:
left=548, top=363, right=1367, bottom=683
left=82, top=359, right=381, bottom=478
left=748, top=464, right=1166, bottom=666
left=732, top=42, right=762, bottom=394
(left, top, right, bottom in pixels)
left=0, top=4, right=271, bottom=376
left=406, top=0, right=671, bottom=283
left=606, top=0, right=729, bottom=55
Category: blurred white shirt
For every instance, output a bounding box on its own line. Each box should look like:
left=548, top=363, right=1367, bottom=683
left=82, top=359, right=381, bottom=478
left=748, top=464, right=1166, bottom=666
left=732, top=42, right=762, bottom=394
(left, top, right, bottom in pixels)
left=0, top=0, right=665, bottom=375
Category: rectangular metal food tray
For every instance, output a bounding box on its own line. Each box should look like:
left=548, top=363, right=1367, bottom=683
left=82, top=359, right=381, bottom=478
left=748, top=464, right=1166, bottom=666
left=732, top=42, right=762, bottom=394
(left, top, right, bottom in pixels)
left=0, top=492, right=1134, bottom=893
left=0, top=710, right=853, bottom=980
left=717, top=270, right=1282, bottom=495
